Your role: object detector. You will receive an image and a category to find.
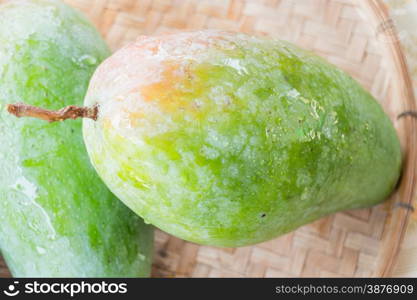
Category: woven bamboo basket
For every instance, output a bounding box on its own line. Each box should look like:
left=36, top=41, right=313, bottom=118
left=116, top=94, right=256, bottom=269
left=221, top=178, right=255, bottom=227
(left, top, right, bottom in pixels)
left=1, top=0, right=416, bottom=278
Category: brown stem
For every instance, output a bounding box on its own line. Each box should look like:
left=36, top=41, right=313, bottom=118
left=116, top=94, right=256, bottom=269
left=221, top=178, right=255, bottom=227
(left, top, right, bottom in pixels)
left=7, top=103, right=98, bottom=122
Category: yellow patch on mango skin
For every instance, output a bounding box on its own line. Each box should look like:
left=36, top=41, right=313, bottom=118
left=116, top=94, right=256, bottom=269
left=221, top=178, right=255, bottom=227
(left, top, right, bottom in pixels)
left=102, top=116, right=112, bottom=130
left=126, top=110, right=145, bottom=128
left=140, top=61, right=196, bottom=115
left=141, top=63, right=182, bottom=101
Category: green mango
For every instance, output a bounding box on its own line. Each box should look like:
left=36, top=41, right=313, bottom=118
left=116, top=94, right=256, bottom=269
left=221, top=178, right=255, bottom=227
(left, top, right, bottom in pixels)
left=82, top=31, right=401, bottom=247
left=0, top=0, right=153, bottom=277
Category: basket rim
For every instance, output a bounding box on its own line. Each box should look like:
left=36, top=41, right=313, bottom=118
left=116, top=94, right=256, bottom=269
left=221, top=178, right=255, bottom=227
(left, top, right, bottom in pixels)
left=359, top=0, right=417, bottom=277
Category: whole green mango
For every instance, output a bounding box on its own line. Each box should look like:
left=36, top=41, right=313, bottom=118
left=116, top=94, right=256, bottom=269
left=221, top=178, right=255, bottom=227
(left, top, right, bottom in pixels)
left=83, top=31, right=402, bottom=247
left=0, top=0, right=153, bottom=277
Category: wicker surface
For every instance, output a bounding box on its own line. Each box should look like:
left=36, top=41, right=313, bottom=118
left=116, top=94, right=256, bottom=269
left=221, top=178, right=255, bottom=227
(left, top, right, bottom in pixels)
left=0, top=0, right=415, bottom=278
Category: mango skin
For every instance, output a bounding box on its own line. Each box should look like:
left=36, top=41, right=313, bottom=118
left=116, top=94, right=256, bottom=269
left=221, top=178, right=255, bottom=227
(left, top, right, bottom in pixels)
left=83, top=31, right=401, bottom=247
left=0, top=0, right=153, bottom=277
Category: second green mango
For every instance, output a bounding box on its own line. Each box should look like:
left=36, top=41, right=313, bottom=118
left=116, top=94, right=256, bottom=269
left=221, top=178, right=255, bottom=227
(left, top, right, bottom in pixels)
left=0, top=0, right=153, bottom=277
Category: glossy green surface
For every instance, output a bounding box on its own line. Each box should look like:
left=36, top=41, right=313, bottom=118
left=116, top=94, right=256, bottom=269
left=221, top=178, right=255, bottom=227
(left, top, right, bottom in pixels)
left=0, top=0, right=153, bottom=277
left=84, top=31, right=401, bottom=247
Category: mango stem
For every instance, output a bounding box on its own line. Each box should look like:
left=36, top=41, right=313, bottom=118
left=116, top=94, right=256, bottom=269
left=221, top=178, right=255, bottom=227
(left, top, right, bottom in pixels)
left=6, top=103, right=98, bottom=122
